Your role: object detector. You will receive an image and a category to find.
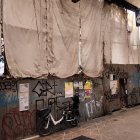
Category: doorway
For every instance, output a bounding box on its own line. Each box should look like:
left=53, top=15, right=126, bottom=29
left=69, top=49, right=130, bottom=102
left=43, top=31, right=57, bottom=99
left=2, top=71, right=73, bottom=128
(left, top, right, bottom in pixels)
left=119, top=78, right=128, bottom=108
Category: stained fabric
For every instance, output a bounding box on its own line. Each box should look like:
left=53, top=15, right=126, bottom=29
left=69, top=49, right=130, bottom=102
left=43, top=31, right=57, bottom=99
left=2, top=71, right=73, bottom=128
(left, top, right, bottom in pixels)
left=127, top=10, right=140, bottom=64
left=103, top=5, right=140, bottom=65
left=4, top=0, right=140, bottom=78
left=103, top=4, right=129, bottom=64
left=3, top=0, right=80, bottom=78
left=48, top=0, right=79, bottom=78
left=4, top=0, right=105, bottom=78
left=80, top=0, right=104, bottom=77
left=3, top=0, right=49, bottom=78
left=3, top=0, right=140, bottom=78
left=111, top=5, right=128, bottom=64
left=102, top=3, right=112, bottom=64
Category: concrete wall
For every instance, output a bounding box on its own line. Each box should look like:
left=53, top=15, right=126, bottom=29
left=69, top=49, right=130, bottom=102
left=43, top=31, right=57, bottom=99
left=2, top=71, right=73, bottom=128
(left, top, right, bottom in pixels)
left=0, top=65, right=140, bottom=139
left=0, top=77, right=104, bottom=140
left=104, top=65, right=140, bottom=111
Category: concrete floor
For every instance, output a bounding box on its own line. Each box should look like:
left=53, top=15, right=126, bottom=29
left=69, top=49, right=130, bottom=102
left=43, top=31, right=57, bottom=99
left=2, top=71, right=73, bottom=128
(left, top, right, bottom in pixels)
left=33, top=106, right=140, bottom=140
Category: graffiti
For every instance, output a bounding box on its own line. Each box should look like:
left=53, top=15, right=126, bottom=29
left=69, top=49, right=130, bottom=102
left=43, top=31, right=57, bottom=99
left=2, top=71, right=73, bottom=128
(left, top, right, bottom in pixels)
left=130, top=73, right=140, bottom=87
left=85, top=96, right=103, bottom=118
left=0, top=80, right=17, bottom=91
left=1, top=108, right=35, bottom=140
left=35, top=96, right=70, bottom=120
left=0, top=92, right=18, bottom=107
left=48, top=96, right=67, bottom=109
left=104, top=66, right=128, bottom=79
left=32, top=80, right=56, bottom=97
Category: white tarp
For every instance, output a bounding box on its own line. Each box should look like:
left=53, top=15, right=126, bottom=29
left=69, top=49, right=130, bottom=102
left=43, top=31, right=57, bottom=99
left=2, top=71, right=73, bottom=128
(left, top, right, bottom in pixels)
left=3, top=0, right=104, bottom=78
left=48, top=0, right=79, bottom=78
left=102, top=4, right=129, bottom=64
left=3, top=0, right=49, bottom=78
left=4, top=0, right=140, bottom=78
left=81, top=0, right=104, bottom=77
left=3, top=0, right=80, bottom=78
left=127, top=10, right=140, bottom=64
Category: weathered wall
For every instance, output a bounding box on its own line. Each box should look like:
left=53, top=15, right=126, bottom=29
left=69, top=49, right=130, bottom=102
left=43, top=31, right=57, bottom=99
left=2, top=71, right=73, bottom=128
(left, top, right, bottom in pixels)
left=0, top=77, right=104, bottom=140
left=127, top=65, right=140, bottom=105
left=103, top=64, right=140, bottom=112
left=0, top=65, right=140, bottom=140
left=103, top=65, right=128, bottom=113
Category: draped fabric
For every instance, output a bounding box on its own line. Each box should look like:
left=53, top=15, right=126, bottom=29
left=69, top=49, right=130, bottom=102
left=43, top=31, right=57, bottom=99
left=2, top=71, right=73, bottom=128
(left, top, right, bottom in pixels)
left=48, top=0, right=79, bottom=78
left=3, top=0, right=80, bottom=78
left=3, top=0, right=49, bottom=78
left=3, top=0, right=140, bottom=78
left=103, top=5, right=140, bottom=65
left=111, top=5, right=129, bottom=64
left=80, top=0, right=104, bottom=77
left=103, top=4, right=129, bottom=64
left=3, top=0, right=105, bottom=78
left=127, top=10, right=140, bottom=64
left=102, top=3, right=112, bottom=64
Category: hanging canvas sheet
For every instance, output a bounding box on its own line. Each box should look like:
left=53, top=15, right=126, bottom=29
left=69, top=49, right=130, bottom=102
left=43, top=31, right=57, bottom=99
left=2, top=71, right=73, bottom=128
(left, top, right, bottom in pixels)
left=102, top=4, right=140, bottom=64
left=48, top=0, right=80, bottom=78
left=3, top=0, right=80, bottom=78
left=127, top=10, right=140, bottom=64
left=80, top=0, right=104, bottom=77
left=3, top=0, right=51, bottom=78
left=102, top=4, right=129, bottom=64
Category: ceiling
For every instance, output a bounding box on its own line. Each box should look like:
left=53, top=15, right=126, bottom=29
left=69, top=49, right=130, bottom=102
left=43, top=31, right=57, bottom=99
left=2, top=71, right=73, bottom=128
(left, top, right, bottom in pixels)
left=126, top=0, right=140, bottom=8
